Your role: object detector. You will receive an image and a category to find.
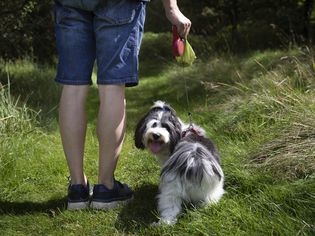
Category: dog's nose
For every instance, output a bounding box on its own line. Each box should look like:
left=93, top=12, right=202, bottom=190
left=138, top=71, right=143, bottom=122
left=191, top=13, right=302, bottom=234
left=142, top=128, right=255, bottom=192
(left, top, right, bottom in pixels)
left=152, top=133, right=161, bottom=140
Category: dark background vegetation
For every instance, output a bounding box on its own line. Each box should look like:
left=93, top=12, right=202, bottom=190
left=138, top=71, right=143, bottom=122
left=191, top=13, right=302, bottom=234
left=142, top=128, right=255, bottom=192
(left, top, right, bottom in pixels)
left=0, top=2, right=315, bottom=235
left=0, top=0, right=314, bottom=63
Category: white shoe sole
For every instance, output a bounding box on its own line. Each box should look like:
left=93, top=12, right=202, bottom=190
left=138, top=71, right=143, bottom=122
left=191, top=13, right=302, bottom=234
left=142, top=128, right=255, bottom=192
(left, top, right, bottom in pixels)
left=90, top=197, right=133, bottom=210
left=67, top=201, right=89, bottom=210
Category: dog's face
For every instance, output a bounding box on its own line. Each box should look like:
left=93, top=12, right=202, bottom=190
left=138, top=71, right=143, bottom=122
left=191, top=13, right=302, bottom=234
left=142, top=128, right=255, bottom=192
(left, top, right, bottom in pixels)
left=134, top=101, right=182, bottom=158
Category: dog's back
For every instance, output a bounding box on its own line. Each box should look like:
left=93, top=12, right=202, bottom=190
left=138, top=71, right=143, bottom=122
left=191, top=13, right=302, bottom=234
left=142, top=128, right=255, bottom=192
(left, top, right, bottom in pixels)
left=182, top=133, right=221, bottom=164
left=160, top=133, right=224, bottom=204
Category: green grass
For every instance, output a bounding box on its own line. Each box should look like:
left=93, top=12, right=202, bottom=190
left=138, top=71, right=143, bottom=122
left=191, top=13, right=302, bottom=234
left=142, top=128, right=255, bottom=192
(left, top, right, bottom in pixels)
left=0, top=34, right=314, bottom=235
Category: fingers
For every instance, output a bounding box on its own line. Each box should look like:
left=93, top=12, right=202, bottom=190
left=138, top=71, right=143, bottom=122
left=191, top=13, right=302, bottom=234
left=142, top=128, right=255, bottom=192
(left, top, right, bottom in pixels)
left=166, top=7, right=191, bottom=38
left=178, top=20, right=191, bottom=39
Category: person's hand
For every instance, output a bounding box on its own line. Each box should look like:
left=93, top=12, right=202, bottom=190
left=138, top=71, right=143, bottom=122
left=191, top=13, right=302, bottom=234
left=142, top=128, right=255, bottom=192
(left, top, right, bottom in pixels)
left=165, top=7, right=191, bottom=38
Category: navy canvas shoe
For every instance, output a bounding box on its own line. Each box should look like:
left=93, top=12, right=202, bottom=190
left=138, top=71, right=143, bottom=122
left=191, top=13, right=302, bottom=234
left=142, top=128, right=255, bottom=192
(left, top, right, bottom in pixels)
left=90, top=180, right=133, bottom=210
left=67, top=181, right=92, bottom=210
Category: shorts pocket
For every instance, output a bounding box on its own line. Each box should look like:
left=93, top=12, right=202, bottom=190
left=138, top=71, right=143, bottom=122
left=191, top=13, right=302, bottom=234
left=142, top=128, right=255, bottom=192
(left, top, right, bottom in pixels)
left=95, top=0, right=140, bottom=25
left=54, top=2, right=78, bottom=25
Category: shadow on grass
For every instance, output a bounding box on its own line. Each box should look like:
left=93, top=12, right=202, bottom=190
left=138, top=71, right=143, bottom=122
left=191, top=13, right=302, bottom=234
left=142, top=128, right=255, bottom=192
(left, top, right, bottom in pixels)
left=115, top=183, right=159, bottom=232
left=0, top=197, right=67, bottom=216
left=125, top=74, right=208, bottom=131
left=0, top=63, right=62, bottom=132
left=0, top=35, right=220, bottom=134
left=0, top=32, right=174, bottom=129
left=138, top=33, right=173, bottom=78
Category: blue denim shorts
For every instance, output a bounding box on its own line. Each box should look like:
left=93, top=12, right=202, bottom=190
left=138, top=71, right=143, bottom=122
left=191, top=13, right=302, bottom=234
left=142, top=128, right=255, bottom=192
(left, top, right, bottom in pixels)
left=54, top=0, right=146, bottom=87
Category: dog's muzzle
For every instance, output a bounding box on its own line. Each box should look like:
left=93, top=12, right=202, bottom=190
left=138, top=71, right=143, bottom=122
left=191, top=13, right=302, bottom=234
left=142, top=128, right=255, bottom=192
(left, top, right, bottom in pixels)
left=148, top=133, right=165, bottom=154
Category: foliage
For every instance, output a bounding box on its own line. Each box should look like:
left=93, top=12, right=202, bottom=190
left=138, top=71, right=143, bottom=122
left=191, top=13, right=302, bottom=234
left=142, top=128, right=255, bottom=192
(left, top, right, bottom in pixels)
left=0, top=77, right=39, bottom=179
left=0, top=60, right=61, bottom=116
left=0, top=33, right=314, bottom=234
left=146, top=0, right=315, bottom=52
left=0, top=0, right=55, bottom=63
left=0, top=0, right=314, bottom=61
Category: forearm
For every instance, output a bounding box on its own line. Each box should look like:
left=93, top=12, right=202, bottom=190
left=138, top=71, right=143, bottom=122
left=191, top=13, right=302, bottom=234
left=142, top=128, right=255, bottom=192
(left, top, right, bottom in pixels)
left=161, top=0, right=191, bottom=38
left=161, top=0, right=179, bottom=11
left=161, top=0, right=179, bottom=19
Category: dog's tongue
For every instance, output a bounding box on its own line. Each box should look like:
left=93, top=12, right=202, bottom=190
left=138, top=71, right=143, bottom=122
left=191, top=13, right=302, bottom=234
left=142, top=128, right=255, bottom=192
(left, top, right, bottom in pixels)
left=149, top=142, right=162, bottom=154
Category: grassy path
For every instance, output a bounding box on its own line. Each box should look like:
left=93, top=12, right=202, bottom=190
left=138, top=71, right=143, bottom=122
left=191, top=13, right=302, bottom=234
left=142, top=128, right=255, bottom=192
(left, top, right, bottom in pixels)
left=0, top=34, right=314, bottom=235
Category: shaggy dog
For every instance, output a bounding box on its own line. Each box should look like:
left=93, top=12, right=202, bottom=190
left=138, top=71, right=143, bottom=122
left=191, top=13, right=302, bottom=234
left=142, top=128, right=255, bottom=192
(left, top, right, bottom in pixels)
left=134, top=101, right=224, bottom=225
left=134, top=101, right=183, bottom=165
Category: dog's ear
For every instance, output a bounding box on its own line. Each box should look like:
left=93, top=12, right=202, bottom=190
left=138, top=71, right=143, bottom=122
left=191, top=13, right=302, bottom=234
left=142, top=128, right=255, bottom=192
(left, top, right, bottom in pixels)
left=163, top=103, right=177, bottom=116
left=167, top=114, right=182, bottom=153
left=134, top=112, right=150, bottom=149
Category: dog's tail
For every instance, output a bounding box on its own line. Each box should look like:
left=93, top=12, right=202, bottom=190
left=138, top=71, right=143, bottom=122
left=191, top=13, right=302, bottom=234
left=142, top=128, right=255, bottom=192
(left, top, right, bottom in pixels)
left=161, top=141, right=223, bottom=185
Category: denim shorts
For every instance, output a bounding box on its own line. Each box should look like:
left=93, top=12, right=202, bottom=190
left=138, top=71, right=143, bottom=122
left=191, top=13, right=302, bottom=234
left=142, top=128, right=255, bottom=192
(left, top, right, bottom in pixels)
left=54, top=0, right=146, bottom=87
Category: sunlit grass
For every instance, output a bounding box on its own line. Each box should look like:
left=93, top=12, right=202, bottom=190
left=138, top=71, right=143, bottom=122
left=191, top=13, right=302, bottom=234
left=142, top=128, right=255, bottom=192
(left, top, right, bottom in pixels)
left=0, top=34, right=314, bottom=235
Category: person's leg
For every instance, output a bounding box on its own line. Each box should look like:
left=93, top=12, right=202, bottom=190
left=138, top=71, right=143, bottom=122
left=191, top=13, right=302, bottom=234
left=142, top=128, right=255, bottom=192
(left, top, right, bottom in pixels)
left=59, top=85, right=89, bottom=186
left=90, top=1, right=146, bottom=209
left=55, top=2, right=95, bottom=185
left=54, top=2, right=96, bottom=210
left=96, top=84, right=126, bottom=189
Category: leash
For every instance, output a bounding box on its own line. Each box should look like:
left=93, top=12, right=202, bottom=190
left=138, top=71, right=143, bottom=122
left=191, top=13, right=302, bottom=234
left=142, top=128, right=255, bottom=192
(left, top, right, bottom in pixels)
left=183, top=72, right=193, bottom=129
left=172, top=26, right=194, bottom=129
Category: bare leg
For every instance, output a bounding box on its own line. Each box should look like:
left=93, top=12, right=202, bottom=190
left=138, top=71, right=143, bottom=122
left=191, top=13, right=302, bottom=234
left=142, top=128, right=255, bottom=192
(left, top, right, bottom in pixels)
left=97, top=84, right=126, bottom=189
left=59, top=85, right=89, bottom=186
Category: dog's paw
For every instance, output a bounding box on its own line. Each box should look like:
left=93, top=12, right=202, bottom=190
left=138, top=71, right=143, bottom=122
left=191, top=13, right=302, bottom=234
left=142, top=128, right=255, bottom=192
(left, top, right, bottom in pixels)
left=150, top=221, right=161, bottom=227
left=150, top=218, right=177, bottom=226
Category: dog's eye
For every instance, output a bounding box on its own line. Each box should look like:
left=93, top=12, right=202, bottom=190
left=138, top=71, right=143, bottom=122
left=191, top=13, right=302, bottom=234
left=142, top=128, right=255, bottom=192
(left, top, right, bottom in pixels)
left=162, top=124, right=171, bottom=132
left=152, top=122, right=157, bottom=128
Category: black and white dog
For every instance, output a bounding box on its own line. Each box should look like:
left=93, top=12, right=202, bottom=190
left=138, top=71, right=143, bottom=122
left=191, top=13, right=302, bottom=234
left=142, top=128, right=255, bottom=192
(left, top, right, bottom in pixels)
left=134, top=101, right=183, bottom=165
left=134, top=101, right=224, bottom=225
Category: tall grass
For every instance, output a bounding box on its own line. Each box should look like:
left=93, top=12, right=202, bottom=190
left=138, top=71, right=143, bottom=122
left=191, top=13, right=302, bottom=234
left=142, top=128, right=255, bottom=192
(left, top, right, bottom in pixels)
left=0, top=34, right=314, bottom=235
left=208, top=48, right=315, bottom=182
left=0, top=60, right=61, bottom=129
left=0, top=74, right=41, bottom=178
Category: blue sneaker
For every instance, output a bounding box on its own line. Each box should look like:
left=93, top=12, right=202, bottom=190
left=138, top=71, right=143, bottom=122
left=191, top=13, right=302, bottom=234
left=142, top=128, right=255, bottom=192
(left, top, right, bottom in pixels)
left=67, top=181, right=92, bottom=210
left=90, top=180, right=133, bottom=210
